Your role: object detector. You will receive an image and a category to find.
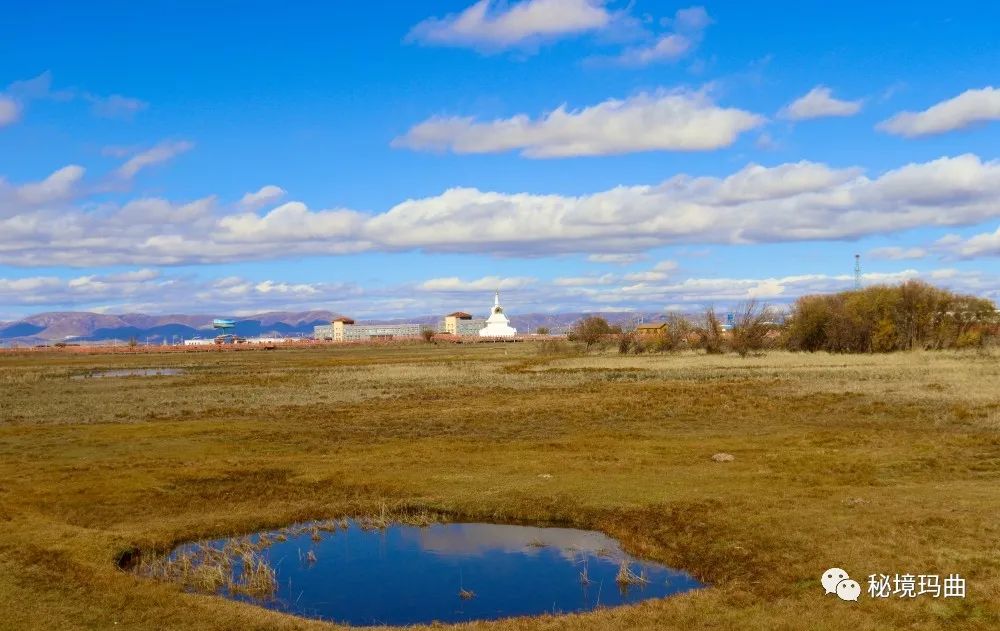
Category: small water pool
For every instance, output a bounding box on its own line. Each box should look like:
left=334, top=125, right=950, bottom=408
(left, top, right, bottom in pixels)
left=151, top=520, right=703, bottom=626
left=72, top=368, right=184, bottom=379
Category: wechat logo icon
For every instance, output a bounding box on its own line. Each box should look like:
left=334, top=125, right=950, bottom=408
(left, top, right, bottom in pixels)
left=822, top=567, right=860, bottom=602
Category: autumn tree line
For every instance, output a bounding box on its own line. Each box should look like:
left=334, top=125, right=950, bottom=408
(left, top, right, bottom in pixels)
left=564, top=281, right=998, bottom=356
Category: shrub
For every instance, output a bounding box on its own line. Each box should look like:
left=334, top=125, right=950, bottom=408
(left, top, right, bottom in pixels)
left=535, top=326, right=550, bottom=335
left=569, top=316, right=614, bottom=350
left=695, top=308, right=725, bottom=354
left=785, top=280, right=996, bottom=353
left=653, top=313, right=691, bottom=352
left=730, top=299, right=771, bottom=357
left=618, top=331, right=636, bottom=354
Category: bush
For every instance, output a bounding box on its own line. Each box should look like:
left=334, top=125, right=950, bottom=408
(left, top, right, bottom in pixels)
left=695, top=308, right=725, bottom=354
left=617, top=331, right=636, bottom=354
left=785, top=280, right=996, bottom=353
left=420, top=328, right=436, bottom=343
left=652, top=313, right=691, bottom=352
left=535, top=326, right=550, bottom=335
left=730, top=299, right=771, bottom=357
left=569, top=316, right=614, bottom=350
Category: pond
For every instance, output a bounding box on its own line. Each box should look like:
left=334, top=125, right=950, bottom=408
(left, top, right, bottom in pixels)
left=150, top=520, right=703, bottom=626
left=71, top=368, right=184, bottom=379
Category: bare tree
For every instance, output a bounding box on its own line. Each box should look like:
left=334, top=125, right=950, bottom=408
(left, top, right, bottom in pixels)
left=695, top=308, right=725, bottom=354
left=731, top=299, right=771, bottom=357
left=657, top=313, right=692, bottom=352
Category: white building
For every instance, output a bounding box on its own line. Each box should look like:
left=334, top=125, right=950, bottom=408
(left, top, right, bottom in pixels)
left=479, top=291, right=517, bottom=338
left=314, top=317, right=422, bottom=341
left=183, top=338, right=215, bottom=346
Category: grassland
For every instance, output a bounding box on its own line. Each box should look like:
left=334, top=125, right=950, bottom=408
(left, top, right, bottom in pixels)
left=1, top=343, right=998, bottom=630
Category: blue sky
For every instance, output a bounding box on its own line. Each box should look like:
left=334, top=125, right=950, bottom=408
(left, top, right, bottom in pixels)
left=1, top=0, right=999, bottom=319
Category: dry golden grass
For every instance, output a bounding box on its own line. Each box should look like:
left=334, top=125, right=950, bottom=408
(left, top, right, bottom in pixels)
left=0, top=343, right=998, bottom=630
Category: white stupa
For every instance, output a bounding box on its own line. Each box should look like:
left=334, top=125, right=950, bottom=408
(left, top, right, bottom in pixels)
left=479, top=290, right=517, bottom=337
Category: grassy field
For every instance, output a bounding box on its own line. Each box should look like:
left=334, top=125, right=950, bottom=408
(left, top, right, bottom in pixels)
left=1, top=343, right=998, bottom=630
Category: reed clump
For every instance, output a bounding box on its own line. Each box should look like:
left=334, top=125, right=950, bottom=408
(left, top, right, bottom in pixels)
left=615, top=561, right=649, bottom=588
left=136, top=541, right=277, bottom=599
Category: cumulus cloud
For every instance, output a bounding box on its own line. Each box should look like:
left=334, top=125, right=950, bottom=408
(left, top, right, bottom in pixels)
left=623, top=260, right=678, bottom=282
left=553, top=261, right=675, bottom=287
left=587, top=253, right=646, bottom=265
left=239, top=185, right=287, bottom=210
left=936, top=226, right=1000, bottom=259
left=613, top=6, right=712, bottom=66
left=417, top=276, right=535, bottom=292
left=116, top=140, right=194, bottom=179
left=3, top=165, right=86, bottom=206
left=868, top=246, right=927, bottom=260
left=4, top=154, right=1000, bottom=266
left=553, top=273, right=617, bottom=287
left=780, top=86, right=863, bottom=120
left=393, top=89, right=765, bottom=157
left=0, top=270, right=360, bottom=314
left=877, top=87, right=1000, bottom=137
left=3, top=265, right=998, bottom=318
left=407, top=0, right=611, bottom=51
left=0, top=96, right=21, bottom=127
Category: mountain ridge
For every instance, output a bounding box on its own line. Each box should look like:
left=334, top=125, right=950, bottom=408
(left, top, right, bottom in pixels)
left=0, top=309, right=667, bottom=343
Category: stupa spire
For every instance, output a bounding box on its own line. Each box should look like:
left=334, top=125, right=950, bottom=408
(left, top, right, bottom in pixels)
left=479, top=290, right=517, bottom=338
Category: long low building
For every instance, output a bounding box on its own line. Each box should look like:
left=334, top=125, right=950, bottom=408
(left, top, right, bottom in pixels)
left=315, top=292, right=518, bottom=342
left=314, top=317, right=422, bottom=342
left=440, top=312, right=486, bottom=335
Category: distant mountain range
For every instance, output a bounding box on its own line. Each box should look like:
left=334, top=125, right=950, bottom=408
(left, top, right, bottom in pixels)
left=0, top=310, right=340, bottom=344
left=0, top=310, right=664, bottom=344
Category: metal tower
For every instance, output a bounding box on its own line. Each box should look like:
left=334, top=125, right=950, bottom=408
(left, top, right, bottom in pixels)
left=854, top=254, right=861, bottom=290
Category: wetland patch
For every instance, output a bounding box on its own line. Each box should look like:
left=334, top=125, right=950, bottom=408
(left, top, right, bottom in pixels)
left=142, top=520, right=703, bottom=626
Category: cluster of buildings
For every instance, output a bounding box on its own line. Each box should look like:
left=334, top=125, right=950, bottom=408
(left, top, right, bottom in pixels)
left=314, top=291, right=518, bottom=342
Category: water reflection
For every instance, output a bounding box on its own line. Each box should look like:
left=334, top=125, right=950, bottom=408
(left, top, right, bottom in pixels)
left=167, top=521, right=702, bottom=626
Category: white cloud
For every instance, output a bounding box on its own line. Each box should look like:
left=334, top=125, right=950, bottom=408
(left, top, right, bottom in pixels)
left=3, top=71, right=146, bottom=123
left=553, top=273, right=617, bottom=287
left=6, top=72, right=59, bottom=101
left=0, top=270, right=358, bottom=313
left=115, top=197, right=215, bottom=224
left=363, top=154, right=1000, bottom=257
left=116, top=140, right=194, bottom=179
left=613, top=6, right=711, bottom=66
left=417, top=276, right=535, bottom=292
left=0, top=96, right=21, bottom=127
left=780, top=86, right=863, bottom=120
left=4, top=155, right=1000, bottom=267
left=868, top=246, right=927, bottom=260
left=877, top=87, right=1000, bottom=137
left=239, top=185, right=287, bottom=210
left=623, top=260, right=678, bottom=282
left=393, top=89, right=765, bottom=157
left=218, top=202, right=365, bottom=246
left=3, top=265, right=998, bottom=318
left=936, top=226, right=1000, bottom=259
left=587, top=253, right=646, bottom=265
left=407, top=0, right=611, bottom=51
left=6, top=165, right=85, bottom=206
